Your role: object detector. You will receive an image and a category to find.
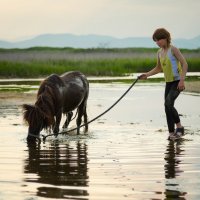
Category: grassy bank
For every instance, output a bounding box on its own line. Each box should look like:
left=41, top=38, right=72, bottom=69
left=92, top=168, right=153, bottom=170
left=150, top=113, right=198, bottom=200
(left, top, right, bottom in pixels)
left=0, top=58, right=157, bottom=77
left=0, top=47, right=200, bottom=78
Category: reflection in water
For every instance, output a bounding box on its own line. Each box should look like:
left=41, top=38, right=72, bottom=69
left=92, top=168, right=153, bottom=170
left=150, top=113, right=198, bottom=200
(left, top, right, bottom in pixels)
left=164, top=140, right=187, bottom=199
left=24, top=141, right=89, bottom=199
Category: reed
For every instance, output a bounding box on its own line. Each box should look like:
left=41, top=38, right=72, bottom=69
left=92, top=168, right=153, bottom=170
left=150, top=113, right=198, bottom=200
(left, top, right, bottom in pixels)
left=0, top=59, right=156, bottom=77
left=0, top=47, right=199, bottom=78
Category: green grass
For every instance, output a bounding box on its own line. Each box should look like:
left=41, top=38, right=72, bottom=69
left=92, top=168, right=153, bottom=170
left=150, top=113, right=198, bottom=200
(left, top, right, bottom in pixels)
left=0, top=47, right=199, bottom=78
left=0, top=58, right=156, bottom=78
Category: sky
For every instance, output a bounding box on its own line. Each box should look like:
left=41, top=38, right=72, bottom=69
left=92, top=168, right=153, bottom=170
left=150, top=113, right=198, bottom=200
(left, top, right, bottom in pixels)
left=0, top=0, right=200, bottom=41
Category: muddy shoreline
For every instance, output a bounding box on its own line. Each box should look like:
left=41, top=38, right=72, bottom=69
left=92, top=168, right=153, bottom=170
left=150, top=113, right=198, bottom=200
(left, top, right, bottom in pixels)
left=185, top=81, right=200, bottom=93
left=1, top=81, right=199, bottom=105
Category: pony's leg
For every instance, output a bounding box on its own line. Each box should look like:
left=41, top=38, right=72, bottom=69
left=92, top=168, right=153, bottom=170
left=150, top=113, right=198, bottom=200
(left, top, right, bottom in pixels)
left=76, top=106, right=84, bottom=135
left=62, top=111, right=73, bottom=129
left=76, top=102, right=88, bottom=134
left=83, top=106, right=88, bottom=133
left=53, top=111, right=62, bottom=136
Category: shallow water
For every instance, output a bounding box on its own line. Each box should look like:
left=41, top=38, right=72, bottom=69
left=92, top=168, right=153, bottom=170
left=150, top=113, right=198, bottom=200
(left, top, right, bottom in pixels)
left=0, top=83, right=200, bottom=200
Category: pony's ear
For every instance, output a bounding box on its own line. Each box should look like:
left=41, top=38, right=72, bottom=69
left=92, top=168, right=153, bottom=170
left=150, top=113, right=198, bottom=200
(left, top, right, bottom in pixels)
left=22, top=104, right=34, bottom=123
left=22, top=104, right=34, bottom=112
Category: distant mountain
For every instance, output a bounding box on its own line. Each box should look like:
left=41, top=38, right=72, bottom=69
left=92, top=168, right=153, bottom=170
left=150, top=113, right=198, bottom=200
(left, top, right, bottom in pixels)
left=173, top=35, right=200, bottom=49
left=0, top=40, right=14, bottom=49
left=0, top=33, right=200, bottom=49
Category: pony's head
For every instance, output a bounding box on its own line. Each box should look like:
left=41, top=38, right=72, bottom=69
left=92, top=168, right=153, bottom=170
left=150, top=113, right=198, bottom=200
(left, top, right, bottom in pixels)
left=22, top=104, right=54, bottom=142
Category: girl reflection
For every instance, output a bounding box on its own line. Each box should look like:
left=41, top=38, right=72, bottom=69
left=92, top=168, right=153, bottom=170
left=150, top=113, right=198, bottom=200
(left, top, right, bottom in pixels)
left=164, top=140, right=187, bottom=199
left=24, top=141, right=89, bottom=199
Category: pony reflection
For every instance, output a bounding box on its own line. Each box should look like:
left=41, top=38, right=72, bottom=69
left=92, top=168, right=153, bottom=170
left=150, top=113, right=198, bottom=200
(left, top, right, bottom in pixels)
left=24, top=141, right=89, bottom=199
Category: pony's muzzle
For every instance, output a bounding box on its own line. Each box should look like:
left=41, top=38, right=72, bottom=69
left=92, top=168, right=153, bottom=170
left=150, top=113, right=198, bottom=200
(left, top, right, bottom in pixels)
left=27, top=133, right=41, bottom=143
left=27, top=135, right=36, bottom=142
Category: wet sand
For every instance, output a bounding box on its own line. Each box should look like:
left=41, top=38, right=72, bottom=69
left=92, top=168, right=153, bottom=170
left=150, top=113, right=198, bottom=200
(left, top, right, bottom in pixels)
left=0, top=81, right=199, bottom=109
left=0, top=83, right=200, bottom=200
left=185, top=81, right=200, bottom=93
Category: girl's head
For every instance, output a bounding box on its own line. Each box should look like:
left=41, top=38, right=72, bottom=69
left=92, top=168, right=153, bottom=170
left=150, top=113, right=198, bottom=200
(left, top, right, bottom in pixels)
left=152, top=28, right=171, bottom=47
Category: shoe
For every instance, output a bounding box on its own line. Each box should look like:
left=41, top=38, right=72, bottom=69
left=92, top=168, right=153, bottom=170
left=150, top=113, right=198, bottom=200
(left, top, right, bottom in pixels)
left=175, top=127, right=184, bottom=139
left=168, top=132, right=176, bottom=140
left=176, top=127, right=184, bottom=134
left=175, top=127, right=184, bottom=136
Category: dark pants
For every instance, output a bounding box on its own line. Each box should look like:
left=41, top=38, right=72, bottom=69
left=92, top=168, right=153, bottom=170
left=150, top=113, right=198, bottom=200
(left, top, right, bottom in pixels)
left=164, top=81, right=181, bottom=133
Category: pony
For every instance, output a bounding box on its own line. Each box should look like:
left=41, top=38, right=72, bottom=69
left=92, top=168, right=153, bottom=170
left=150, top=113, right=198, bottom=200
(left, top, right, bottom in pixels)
left=23, top=71, right=89, bottom=142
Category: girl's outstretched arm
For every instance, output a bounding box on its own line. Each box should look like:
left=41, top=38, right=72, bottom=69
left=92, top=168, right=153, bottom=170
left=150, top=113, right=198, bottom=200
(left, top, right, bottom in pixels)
left=139, top=52, right=162, bottom=79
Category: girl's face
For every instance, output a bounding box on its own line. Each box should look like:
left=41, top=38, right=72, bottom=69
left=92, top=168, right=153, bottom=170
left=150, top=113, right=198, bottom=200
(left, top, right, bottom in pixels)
left=155, top=38, right=167, bottom=48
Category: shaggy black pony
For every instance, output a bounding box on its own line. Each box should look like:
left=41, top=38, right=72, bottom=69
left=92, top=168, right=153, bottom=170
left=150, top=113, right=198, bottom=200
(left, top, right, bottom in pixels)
left=23, top=71, right=89, bottom=142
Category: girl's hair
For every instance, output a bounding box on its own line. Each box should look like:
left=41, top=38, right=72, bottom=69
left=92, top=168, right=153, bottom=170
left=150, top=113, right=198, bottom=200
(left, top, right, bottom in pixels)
left=152, top=28, right=171, bottom=46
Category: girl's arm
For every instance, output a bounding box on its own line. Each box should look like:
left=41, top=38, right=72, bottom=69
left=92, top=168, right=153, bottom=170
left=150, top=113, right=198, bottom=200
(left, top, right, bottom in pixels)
left=172, top=46, right=188, bottom=90
left=139, top=52, right=162, bottom=79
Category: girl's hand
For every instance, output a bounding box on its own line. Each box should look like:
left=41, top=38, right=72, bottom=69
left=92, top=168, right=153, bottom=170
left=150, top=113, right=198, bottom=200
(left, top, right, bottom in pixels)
left=138, top=74, right=148, bottom=80
left=177, top=79, right=185, bottom=91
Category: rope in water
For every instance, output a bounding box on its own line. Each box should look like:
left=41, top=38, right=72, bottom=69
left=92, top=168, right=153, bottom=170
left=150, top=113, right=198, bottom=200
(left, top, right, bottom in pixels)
left=41, top=78, right=139, bottom=142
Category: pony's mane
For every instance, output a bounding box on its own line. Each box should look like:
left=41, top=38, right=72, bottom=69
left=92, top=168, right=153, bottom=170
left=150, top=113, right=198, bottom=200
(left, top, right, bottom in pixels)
left=36, top=74, right=64, bottom=125
left=23, top=104, right=53, bottom=132
left=23, top=74, right=64, bottom=131
left=23, top=104, right=41, bottom=126
left=37, top=74, right=64, bottom=96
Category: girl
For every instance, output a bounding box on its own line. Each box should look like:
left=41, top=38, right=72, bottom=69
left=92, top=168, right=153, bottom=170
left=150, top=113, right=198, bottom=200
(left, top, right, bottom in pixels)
left=139, top=28, right=188, bottom=140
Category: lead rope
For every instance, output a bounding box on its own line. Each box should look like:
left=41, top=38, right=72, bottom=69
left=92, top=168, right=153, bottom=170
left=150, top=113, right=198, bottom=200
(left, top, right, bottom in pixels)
left=42, top=78, right=139, bottom=142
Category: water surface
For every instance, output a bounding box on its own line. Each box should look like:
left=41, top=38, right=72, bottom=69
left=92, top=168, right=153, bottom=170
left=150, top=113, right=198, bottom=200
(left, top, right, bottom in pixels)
left=0, top=83, right=200, bottom=199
